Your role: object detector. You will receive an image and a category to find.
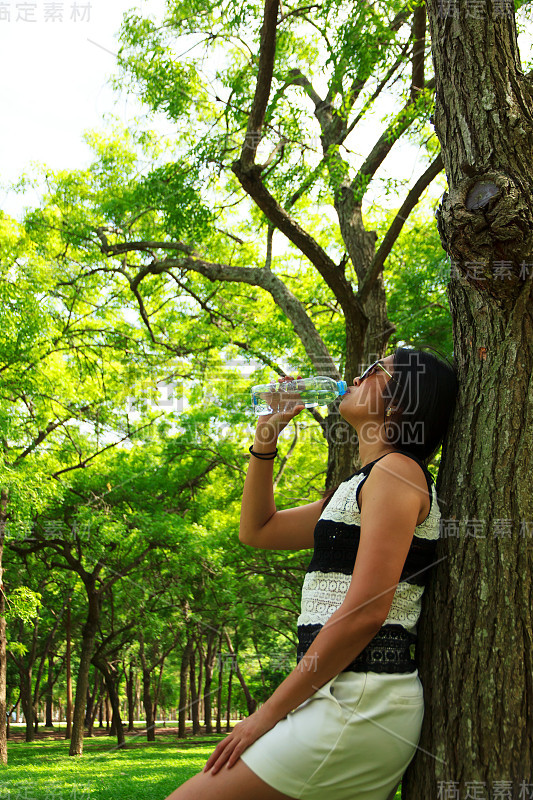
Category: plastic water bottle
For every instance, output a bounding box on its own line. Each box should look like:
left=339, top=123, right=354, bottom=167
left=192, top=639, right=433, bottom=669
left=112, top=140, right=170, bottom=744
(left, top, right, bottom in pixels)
left=251, top=376, right=348, bottom=416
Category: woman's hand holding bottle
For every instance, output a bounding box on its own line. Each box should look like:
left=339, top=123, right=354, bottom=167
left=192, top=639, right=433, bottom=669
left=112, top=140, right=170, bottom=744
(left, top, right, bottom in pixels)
left=253, top=376, right=305, bottom=450
left=241, top=377, right=306, bottom=546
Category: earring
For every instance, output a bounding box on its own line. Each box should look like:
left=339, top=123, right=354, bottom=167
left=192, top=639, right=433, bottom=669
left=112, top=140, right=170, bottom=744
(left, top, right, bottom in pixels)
left=386, top=408, right=394, bottom=416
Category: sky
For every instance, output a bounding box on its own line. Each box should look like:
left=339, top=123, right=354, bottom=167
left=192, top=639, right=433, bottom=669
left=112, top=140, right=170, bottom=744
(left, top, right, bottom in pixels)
left=0, top=0, right=169, bottom=218
left=1, top=2, right=531, bottom=223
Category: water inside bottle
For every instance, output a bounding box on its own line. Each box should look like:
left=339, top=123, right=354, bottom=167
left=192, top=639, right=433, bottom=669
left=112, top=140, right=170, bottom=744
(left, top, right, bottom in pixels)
left=252, top=387, right=339, bottom=415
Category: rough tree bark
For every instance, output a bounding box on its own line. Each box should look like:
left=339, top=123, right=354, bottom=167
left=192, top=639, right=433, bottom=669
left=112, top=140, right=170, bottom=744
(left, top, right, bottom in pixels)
left=402, top=3, right=533, bottom=798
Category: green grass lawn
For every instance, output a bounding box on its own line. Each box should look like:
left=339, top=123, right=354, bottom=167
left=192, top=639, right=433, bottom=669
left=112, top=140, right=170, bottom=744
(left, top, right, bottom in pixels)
left=0, top=731, right=402, bottom=799
left=0, top=733, right=218, bottom=800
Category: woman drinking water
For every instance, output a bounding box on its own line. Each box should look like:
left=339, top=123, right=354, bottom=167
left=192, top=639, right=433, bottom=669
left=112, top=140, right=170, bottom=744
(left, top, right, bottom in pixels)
left=165, top=347, right=458, bottom=800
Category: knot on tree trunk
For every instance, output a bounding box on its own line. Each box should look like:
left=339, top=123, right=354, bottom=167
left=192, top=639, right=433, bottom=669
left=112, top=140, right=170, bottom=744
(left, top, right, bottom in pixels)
left=231, top=159, right=263, bottom=182
left=435, top=171, right=532, bottom=294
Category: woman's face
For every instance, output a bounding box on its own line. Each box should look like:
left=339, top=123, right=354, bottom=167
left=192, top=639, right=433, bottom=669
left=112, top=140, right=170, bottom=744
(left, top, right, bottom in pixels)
left=339, top=355, right=396, bottom=427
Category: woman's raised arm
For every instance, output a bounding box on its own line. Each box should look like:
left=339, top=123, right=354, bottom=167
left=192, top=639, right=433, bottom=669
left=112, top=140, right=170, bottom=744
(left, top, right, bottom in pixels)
left=239, top=388, right=323, bottom=551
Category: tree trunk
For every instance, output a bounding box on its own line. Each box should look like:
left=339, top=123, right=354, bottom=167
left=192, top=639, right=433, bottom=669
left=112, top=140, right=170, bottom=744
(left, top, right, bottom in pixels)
left=69, top=588, right=100, bottom=756
left=19, top=669, right=34, bottom=743
left=45, top=654, right=54, bottom=727
left=142, top=666, right=155, bottom=742
left=105, top=693, right=111, bottom=731
left=402, top=3, right=533, bottom=798
left=98, top=696, right=104, bottom=728
left=203, top=631, right=217, bottom=734
left=196, top=641, right=203, bottom=726
left=189, top=647, right=200, bottom=735
left=86, top=671, right=103, bottom=737
left=216, top=647, right=224, bottom=734
left=0, top=488, right=8, bottom=764
left=126, top=662, right=135, bottom=732
left=139, top=632, right=158, bottom=741
left=84, top=678, right=93, bottom=728
left=65, top=597, right=73, bottom=740
left=152, top=659, right=165, bottom=726
left=93, top=660, right=124, bottom=748
left=178, top=637, right=193, bottom=739
left=134, top=671, right=141, bottom=722
left=224, top=630, right=257, bottom=715
left=85, top=667, right=101, bottom=730
left=225, top=660, right=233, bottom=733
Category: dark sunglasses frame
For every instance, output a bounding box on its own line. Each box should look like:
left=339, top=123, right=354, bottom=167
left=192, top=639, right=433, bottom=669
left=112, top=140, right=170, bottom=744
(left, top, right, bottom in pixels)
left=358, top=360, right=394, bottom=381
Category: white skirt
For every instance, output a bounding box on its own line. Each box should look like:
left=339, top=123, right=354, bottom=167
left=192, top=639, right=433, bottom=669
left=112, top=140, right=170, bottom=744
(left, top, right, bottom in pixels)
left=240, top=668, right=424, bottom=800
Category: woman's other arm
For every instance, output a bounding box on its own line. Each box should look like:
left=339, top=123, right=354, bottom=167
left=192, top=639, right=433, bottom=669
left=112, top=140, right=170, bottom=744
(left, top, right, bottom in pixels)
left=239, top=396, right=322, bottom=551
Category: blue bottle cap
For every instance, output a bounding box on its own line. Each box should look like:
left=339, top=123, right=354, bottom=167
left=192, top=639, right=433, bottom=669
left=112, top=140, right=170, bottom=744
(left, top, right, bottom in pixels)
left=337, top=380, right=348, bottom=396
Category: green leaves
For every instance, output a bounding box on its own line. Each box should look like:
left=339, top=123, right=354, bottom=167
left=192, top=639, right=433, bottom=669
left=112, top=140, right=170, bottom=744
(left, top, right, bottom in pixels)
left=115, top=11, right=209, bottom=122
left=5, top=586, right=42, bottom=627
left=132, top=162, right=214, bottom=241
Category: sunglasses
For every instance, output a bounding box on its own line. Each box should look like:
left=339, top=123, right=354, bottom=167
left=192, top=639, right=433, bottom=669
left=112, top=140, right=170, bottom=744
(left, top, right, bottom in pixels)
left=357, top=360, right=394, bottom=381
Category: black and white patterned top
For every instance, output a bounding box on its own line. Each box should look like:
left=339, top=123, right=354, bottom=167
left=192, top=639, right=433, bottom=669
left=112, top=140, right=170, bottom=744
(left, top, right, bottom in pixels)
left=296, top=451, right=441, bottom=673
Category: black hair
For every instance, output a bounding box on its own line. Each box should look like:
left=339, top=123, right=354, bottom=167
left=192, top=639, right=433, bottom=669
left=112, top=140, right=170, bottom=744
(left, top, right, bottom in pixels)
left=321, top=346, right=459, bottom=507
left=381, top=346, right=459, bottom=464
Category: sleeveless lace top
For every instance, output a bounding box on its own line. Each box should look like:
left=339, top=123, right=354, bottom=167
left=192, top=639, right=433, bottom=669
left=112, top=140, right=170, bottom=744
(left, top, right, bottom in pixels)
left=296, top=451, right=441, bottom=673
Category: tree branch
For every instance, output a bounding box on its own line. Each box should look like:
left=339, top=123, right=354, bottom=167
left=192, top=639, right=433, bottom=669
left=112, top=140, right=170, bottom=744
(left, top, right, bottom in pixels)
left=50, top=417, right=164, bottom=479
left=93, top=239, right=338, bottom=375
left=232, top=340, right=286, bottom=376
left=96, top=230, right=196, bottom=258
left=240, top=0, right=280, bottom=170
left=162, top=256, right=339, bottom=376
left=410, top=2, right=426, bottom=103
left=359, top=152, right=443, bottom=304
left=10, top=406, right=91, bottom=468
left=279, top=3, right=320, bottom=23
left=350, top=77, right=435, bottom=203
left=341, top=40, right=412, bottom=144
left=283, top=42, right=409, bottom=211
left=230, top=0, right=365, bottom=337
left=231, top=161, right=365, bottom=325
